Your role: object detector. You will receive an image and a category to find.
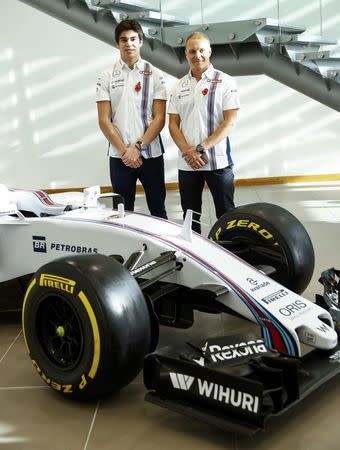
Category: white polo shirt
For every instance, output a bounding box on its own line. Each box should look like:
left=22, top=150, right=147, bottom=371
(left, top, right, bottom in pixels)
left=168, top=64, right=240, bottom=171
left=96, top=58, right=167, bottom=159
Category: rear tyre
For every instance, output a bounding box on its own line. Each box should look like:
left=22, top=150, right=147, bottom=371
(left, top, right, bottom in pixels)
left=22, top=254, right=152, bottom=399
left=208, top=203, right=314, bottom=294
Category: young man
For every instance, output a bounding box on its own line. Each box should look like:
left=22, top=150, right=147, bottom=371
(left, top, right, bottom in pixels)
left=168, top=32, right=240, bottom=233
left=96, top=19, right=167, bottom=218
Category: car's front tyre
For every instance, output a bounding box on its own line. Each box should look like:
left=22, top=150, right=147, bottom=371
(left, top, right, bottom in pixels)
left=22, top=254, right=152, bottom=399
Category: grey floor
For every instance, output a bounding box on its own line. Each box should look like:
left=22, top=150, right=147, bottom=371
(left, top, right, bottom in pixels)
left=1, top=183, right=340, bottom=449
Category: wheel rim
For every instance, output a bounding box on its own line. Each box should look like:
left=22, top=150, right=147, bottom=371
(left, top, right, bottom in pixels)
left=36, top=295, right=84, bottom=370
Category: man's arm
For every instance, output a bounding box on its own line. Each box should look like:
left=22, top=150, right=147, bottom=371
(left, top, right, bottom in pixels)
left=200, top=109, right=238, bottom=151
left=169, top=113, right=206, bottom=169
left=139, top=99, right=166, bottom=145
left=97, top=101, right=126, bottom=154
left=97, top=101, right=141, bottom=168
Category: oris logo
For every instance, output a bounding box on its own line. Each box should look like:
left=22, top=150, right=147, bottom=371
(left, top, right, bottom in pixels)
left=279, top=300, right=307, bottom=317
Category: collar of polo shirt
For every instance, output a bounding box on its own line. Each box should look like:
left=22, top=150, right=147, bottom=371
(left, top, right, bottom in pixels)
left=119, top=57, right=143, bottom=71
left=187, top=63, right=214, bottom=80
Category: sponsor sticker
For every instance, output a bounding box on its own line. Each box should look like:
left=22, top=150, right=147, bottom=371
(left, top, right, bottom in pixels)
left=304, top=331, right=316, bottom=345
left=261, top=289, right=288, bottom=305
left=50, top=242, right=98, bottom=254
left=139, top=70, right=152, bottom=76
left=32, top=237, right=97, bottom=254
left=33, top=235, right=47, bottom=253
left=169, top=372, right=259, bottom=413
left=193, top=338, right=267, bottom=367
left=278, top=299, right=312, bottom=320
left=246, top=278, right=270, bottom=292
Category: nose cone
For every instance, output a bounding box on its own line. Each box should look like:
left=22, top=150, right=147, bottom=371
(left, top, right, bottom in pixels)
left=297, top=319, right=338, bottom=350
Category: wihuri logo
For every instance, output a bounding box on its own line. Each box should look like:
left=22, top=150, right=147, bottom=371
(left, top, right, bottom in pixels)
left=169, top=372, right=259, bottom=413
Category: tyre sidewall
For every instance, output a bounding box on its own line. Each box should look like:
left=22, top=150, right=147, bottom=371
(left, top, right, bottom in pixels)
left=23, top=264, right=108, bottom=396
left=208, top=203, right=314, bottom=293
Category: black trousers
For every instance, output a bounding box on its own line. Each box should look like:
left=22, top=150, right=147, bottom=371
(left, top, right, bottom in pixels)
left=178, top=167, right=235, bottom=233
left=110, top=155, right=167, bottom=219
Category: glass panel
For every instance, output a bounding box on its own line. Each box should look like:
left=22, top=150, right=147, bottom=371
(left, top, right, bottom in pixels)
left=319, top=0, right=340, bottom=44
left=159, top=0, right=203, bottom=26
left=201, top=0, right=278, bottom=25
left=278, top=0, right=322, bottom=37
left=276, top=0, right=340, bottom=79
left=159, top=0, right=279, bottom=25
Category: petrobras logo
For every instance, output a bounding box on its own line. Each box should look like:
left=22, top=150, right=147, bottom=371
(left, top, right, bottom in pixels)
left=193, top=339, right=267, bottom=367
left=39, top=273, right=76, bottom=294
left=261, top=289, right=288, bottom=305
left=33, top=235, right=47, bottom=253
left=169, top=372, right=259, bottom=413
left=50, top=243, right=98, bottom=254
left=32, top=236, right=98, bottom=254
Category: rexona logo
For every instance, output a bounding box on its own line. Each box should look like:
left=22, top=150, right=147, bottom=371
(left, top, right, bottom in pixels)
left=39, top=274, right=76, bottom=294
left=261, top=289, right=288, bottom=305
left=33, top=235, right=47, bottom=253
left=193, top=339, right=267, bottom=367
left=169, top=372, right=259, bottom=413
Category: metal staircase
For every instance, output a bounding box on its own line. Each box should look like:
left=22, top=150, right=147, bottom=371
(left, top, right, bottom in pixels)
left=18, top=0, right=340, bottom=111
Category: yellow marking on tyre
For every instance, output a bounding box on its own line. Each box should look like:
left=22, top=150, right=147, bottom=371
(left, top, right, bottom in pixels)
left=78, top=290, right=100, bottom=379
left=31, top=360, right=73, bottom=393
left=22, top=277, right=37, bottom=354
left=39, top=273, right=76, bottom=294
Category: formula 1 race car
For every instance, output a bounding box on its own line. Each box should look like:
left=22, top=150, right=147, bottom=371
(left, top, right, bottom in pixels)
left=0, top=184, right=340, bottom=434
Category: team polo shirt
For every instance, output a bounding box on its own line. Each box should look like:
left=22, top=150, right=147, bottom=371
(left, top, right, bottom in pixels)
left=168, top=64, right=240, bottom=171
left=96, top=58, right=167, bottom=159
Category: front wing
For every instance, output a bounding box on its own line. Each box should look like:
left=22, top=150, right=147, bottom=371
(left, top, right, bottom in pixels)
left=144, top=332, right=340, bottom=434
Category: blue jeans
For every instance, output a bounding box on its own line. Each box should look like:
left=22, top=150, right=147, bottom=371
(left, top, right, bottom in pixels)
left=110, top=155, right=167, bottom=219
left=178, top=167, right=235, bottom=233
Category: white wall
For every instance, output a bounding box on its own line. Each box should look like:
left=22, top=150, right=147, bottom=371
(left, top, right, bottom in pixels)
left=0, top=0, right=339, bottom=190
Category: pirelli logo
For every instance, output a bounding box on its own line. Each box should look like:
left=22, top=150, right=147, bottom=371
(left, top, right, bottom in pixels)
left=39, top=274, right=76, bottom=294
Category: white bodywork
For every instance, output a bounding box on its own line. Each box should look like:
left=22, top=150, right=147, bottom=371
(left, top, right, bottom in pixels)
left=0, top=186, right=337, bottom=357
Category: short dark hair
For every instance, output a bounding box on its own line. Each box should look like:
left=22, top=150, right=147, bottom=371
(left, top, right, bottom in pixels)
left=115, top=19, right=144, bottom=44
left=185, top=31, right=210, bottom=47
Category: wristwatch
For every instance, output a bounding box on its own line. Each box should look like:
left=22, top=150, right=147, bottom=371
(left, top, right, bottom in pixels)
left=136, top=140, right=150, bottom=152
left=196, top=143, right=205, bottom=154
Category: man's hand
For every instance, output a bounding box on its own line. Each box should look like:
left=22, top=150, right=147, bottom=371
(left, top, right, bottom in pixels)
left=183, top=146, right=208, bottom=170
left=121, top=146, right=143, bottom=168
